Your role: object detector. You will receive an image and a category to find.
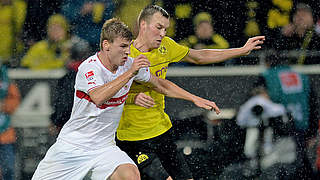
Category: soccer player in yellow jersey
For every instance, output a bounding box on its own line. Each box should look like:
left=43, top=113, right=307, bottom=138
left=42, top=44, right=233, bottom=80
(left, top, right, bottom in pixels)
left=116, top=5, right=265, bottom=180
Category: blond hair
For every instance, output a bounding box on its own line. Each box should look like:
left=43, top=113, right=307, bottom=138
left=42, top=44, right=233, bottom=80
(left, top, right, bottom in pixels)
left=137, top=5, right=169, bottom=27
left=99, top=18, right=133, bottom=50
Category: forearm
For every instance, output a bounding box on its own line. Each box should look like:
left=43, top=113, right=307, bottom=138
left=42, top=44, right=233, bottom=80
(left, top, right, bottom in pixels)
left=154, top=78, right=198, bottom=103
left=151, top=76, right=220, bottom=113
left=186, top=48, right=247, bottom=65
left=89, top=71, right=135, bottom=105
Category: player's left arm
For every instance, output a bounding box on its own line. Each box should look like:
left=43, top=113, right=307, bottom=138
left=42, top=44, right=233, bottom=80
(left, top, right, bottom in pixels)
left=145, top=75, right=220, bottom=114
left=183, top=36, right=265, bottom=64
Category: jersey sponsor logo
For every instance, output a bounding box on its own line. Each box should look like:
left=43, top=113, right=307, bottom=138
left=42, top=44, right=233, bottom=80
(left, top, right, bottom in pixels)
left=158, top=45, right=168, bottom=54
left=279, top=71, right=303, bottom=93
left=76, top=90, right=128, bottom=109
left=85, top=71, right=95, bottom=81
left=155, top=66, right=168, bottom=77
left=136, top=152, right=149, bottom=164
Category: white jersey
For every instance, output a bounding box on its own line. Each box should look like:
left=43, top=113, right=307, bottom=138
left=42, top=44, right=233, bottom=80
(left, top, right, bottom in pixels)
left=58, top=53, right=150, bottom=150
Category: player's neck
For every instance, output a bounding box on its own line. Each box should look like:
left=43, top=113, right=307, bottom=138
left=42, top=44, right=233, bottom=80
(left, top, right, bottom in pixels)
left=133, top=37, right=151, bottom=52
left=98, top=52, right=118, bottom=73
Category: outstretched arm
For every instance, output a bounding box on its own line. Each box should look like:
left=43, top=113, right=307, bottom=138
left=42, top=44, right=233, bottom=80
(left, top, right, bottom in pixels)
left=183, top=36, right=265, bottom=64
left=147, top=75, right=220, bottom=114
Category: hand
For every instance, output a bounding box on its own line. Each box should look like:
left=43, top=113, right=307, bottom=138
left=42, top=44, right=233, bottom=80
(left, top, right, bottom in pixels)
left=134, top=92, right=155, bottom=108
left=130, top=54, right=150, bottom=75
left=193, top=97, right=220, bottom=114
left=242, top=36, right=265, bottom=55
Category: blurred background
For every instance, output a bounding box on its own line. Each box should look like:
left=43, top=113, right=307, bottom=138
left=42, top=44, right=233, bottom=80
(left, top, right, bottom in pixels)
left=1, top=0, right=320, bottom=179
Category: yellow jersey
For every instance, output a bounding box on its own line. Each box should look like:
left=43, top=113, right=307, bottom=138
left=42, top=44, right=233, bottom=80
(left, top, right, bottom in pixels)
left=117, top=36, right=189, bottom=141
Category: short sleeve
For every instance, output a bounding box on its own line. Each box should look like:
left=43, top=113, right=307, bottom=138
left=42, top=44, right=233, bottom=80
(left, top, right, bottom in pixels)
left=165, top=37, right=189, bottom=63
left=76, top=64, right=105, bottom=93
left=134, top=67, right=151, bottom=82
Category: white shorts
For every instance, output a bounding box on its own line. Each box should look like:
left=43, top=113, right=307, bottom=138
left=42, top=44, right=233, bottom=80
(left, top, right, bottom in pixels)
left=32, top=140, right=136, bottom=180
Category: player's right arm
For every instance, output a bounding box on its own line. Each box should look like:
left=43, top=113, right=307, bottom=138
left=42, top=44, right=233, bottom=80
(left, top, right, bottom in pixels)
left=89, top=55, right=150, bottom=106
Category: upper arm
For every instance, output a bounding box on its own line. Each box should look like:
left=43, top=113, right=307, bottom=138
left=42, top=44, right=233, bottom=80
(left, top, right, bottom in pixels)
left=182, top=48, right=200, bottom=64
left=182, top=48, right=210, bottom=65
left=147, top=74, right=159, bottom=87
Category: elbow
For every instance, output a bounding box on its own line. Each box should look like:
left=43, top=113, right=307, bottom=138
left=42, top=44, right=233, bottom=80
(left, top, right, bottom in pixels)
left=88, top=88, right=109, bottom=106
left=192, top=57, right=207, bottom=65
left=155, top=79, right=170, bottom=95
left=94, top=101, right=104, bottom=106
left=194, top=59, right=206, bottom=65
left=91, top=96, right=106, bottom=106
left=191, top=54, right=207, bottom=65
left=94, top=98, right=107, bottom=106
left=188, top=49, right=207, bottom=65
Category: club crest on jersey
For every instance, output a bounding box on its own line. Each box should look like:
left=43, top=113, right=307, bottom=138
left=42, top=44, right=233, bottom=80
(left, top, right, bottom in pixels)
left=85, top=71, right=95, bottom=81
left=136, top=152, right=149, bottom=164
left=158, top=45, right=167, bottom=54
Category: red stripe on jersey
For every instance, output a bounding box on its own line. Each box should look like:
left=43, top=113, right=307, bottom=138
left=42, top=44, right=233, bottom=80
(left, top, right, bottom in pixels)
left=76, top=90, right=128, bottom=109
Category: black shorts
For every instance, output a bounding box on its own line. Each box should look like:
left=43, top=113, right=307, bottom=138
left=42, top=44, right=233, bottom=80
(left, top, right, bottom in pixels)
left=116, top=128, right=193, bottom=180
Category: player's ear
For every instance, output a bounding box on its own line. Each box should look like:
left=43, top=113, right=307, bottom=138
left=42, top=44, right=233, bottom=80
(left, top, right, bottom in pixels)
left=140, top=20, right=147, bottom=30
left=103, top=40, right=110, bottom=51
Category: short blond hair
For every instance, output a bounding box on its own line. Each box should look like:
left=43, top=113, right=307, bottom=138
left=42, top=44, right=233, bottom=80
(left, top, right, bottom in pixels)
left=137, top=5, right=169, bottom=27
left=99, top=18, right=133, bottom=50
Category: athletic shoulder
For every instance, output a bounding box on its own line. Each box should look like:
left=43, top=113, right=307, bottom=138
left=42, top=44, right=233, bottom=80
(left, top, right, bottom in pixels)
left=162, top=36, right=188, bottom=51
left=78, top=53, right=100, bottom=72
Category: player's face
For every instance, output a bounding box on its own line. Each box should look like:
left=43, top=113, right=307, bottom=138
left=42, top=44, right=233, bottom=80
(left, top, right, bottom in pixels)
left=48, top=24, right=66, bottom=42
left=144, top=12, right=169, bottom=49
left=108, top=37, right=130, bottom=66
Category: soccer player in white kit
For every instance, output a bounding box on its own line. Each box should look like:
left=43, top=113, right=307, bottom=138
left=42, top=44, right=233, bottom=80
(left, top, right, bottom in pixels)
left=32, top=18, right=220, bottom=180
